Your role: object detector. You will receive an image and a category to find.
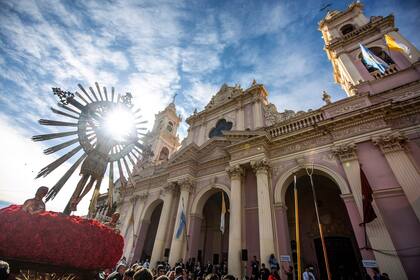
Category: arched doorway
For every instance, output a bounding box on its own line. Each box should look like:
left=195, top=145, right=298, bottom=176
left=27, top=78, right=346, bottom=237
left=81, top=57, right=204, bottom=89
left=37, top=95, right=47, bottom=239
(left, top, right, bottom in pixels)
left=199, top=191, right=230, bottom=266
left=285, top=173, right=364, bottom=279
left=132, top=200, right=163, bottom=262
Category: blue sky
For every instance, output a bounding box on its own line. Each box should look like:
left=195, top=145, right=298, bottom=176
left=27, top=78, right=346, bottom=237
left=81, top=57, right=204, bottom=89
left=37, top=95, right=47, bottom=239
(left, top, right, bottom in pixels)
left=1, top=0, right=419, bottom=214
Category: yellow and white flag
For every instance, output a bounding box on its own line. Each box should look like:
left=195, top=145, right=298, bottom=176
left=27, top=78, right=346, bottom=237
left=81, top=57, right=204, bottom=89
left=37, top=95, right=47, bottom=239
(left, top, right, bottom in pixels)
left=220, top=192, right=226, bottom=234
left=385, top=34, right=411, bottom=57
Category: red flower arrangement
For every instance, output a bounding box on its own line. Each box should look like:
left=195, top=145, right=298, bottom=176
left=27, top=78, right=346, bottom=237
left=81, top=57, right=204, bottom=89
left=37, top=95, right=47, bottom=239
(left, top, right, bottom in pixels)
left=0, top=205, right=124, bottom=270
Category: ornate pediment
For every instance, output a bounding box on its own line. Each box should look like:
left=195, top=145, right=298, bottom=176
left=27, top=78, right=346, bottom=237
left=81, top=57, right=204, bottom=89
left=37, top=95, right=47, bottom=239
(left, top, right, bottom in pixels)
left=205, top=84, right=243, bottom=110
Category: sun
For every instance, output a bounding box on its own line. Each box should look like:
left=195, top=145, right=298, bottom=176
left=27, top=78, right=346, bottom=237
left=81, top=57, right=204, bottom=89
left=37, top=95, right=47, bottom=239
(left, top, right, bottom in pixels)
left=104, top=108, right=136, bottom=142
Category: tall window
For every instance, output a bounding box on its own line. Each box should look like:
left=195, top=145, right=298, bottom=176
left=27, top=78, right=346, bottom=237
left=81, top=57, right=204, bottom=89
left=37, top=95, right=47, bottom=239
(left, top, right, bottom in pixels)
left=340, top=24, right=355, bottom=35
left=159, top=147, right=169, bottom=160
left=359, top=47, right=395, bottom=73
left=209, top=119, right=233, bottom=138
left=167, top=121, right=174, bottom=132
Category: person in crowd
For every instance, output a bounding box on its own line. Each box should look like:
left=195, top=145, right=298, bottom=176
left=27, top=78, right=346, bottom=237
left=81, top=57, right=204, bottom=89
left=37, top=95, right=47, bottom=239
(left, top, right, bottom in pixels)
left=156, top=264, right=166, bottom=277
left=268, top=268, right=281, bottom=280
left=251, top=256, right=260, bottom=280
left=260, top=263, right=270, bottom=280
left=206, top=262, right=213, bottom=275
left=22, top=186, right=49, bottom=214
left=157, top=276, right=170, bottom=280
left=282, top=265, right=293, bottom=280
left=302, top=267, right=315, bottom=280
left=107, top=263, right=127, bottom=280
left=268, top=255, right=279, bottom=272
left=222, top=275, right=235, bottom=280
left=143, top=259, right=150, bottom=269
left=205, top=273, right=219, bottom=280
left=0, top=260, right=10, bottom=280
left=175, top=266, right=184, bottom=280
left=133, top=268, right=153, bottom=280
left=123, top=269, right=136, bottom=280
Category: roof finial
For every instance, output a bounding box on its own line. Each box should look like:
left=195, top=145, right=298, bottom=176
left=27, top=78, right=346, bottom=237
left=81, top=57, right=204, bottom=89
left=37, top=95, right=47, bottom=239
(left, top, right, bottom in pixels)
left=171, top=93, right=178, bottom=104
left=322, top=90, right=332, bottom=105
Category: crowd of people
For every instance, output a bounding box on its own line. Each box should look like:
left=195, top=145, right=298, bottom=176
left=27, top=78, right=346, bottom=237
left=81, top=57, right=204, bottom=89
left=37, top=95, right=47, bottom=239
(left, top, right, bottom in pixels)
left=98, top=255, right=392, bottom=280
left=99, top=255, right=286, bottom=280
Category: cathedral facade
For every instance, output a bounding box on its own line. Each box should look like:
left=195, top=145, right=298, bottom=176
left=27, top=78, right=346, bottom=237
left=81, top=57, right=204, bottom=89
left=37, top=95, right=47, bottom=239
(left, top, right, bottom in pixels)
left=113, top=3, right=420, bottom=279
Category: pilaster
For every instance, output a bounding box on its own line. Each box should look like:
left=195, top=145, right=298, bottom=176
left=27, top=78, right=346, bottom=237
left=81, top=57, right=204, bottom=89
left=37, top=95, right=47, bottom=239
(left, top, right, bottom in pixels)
left=251, top=158, right=276, bottom=264
left=332, top=143, right=407, bottom=280
left=372, top=132, right=420, bottom=221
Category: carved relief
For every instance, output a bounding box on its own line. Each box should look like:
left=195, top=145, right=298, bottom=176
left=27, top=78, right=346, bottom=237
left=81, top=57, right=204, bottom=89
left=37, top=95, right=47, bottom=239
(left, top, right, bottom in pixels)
left=372, top=131, right=407, bottom=154
left=332, top=119, right=386, bottom=140
left=327, top=99, right=368, bottom=118
left=205, top=84, right=243, bottom=110
left=331, top=143, right=358, bottom=162
left=226, top=165, right=244, bottom=179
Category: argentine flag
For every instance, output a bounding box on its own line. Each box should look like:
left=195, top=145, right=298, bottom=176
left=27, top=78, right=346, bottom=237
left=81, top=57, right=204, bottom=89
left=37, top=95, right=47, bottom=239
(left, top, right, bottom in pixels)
left=220, top=192, right=226, bottom=234
left=359, top=43, right=389, bottom=74
left=176, top=198, right=186, bottom=239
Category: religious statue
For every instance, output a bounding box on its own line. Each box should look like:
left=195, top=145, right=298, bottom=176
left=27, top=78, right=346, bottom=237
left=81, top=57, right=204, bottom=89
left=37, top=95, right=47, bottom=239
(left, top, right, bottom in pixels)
left=105, top=212, right=121, bottom=233
left=22, top=186, right=49, bottom=214
left=33, top=83, right=147, bottom=216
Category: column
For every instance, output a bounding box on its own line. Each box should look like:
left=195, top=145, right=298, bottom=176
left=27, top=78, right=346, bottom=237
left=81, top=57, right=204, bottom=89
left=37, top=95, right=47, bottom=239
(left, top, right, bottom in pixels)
left=150, top=184, right=175, bottom=268
left=168, top=179, right=194, bottom=266
left=251, top=159, right=276, bottom=265
left=332, top=144, right=407, bottom=280
left=373, top=132, right=420, bottom=222
left=226, top=165, right=244, bottom=278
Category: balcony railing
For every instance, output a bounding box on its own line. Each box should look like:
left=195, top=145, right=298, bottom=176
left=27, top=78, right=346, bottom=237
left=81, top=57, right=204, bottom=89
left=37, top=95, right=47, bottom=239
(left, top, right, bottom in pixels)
left=371, top=64, right=398, bottom=80
left=267, top=111, right=324, bottom=138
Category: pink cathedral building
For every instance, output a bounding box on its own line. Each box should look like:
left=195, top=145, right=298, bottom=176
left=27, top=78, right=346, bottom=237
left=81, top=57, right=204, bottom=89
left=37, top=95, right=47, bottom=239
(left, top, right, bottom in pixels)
left=109, top=2, right=420, bottom=279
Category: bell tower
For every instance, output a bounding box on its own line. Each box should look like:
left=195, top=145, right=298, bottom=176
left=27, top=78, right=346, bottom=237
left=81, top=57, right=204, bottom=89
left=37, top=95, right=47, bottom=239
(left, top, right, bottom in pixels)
left=143, top=98, right=181, bottom=164
left=319, top=2, right=420, bottom=96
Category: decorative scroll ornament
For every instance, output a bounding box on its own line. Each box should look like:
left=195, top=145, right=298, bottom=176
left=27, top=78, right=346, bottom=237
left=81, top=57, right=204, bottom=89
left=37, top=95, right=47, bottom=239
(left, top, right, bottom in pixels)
left=33, top=82, right=148, bottom=216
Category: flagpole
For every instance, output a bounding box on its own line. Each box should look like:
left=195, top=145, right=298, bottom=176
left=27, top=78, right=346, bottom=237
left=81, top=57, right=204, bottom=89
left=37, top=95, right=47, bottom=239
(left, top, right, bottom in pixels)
left=293, top=175, right=302, bottom=280
left=306, top=165, right=332, bottom=280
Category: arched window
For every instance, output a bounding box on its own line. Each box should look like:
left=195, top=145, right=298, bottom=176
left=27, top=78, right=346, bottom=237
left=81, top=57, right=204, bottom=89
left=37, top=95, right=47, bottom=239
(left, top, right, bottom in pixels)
left=209, top=119, right=233, bottom=138
left=340, top=24, right=355, bottom=35
left=359, top=47, right=395, bottom=73
left=167, top=121, right=174, bottom=132
left=158, top=147, right=169, bottom=160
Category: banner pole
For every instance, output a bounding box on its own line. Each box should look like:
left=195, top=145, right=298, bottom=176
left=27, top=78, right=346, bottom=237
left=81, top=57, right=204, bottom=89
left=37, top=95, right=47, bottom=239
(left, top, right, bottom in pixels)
left=307, top=166, right=332, bottom=280
left=294, top=175, right=302, bottom=280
